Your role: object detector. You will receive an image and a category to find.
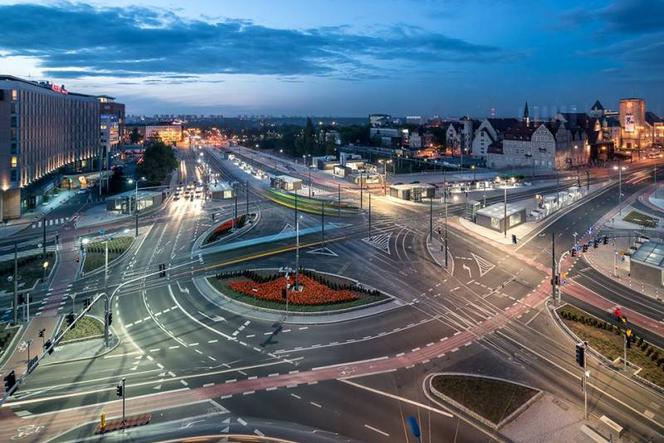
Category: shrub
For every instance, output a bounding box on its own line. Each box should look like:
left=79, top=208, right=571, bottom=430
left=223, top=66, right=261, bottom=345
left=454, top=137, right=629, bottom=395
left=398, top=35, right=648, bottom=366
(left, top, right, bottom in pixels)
left=646, top=347, right=653, bottom=357
left=638, top=337, right=644, bottom=347
left=651, top=351, right=659, bottom=362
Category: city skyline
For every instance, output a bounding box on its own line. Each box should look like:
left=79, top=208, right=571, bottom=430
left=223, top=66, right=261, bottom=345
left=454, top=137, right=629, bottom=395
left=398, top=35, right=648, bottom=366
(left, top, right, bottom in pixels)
left=0, top=0, right=662, bottom=116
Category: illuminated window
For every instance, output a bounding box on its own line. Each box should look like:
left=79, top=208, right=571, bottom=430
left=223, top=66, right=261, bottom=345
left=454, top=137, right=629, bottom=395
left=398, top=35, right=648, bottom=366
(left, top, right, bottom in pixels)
left=11, top=90, right=17, bottom=101
left=10, top=156, right=17, bottom=168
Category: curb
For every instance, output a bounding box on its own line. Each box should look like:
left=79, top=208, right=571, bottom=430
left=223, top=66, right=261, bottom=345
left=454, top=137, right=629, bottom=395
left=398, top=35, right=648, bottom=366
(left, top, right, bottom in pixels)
left=195, top=211, right=261, bottom=252
left=43, top=316, right=120, bottom=366
left=195, top=269, right=404, bottom=325
left=81, top=235, right=140, bottom=278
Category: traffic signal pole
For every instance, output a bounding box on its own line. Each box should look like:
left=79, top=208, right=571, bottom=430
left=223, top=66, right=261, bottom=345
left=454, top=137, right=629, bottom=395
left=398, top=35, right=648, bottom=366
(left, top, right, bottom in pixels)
left=551, top=231, right=557, bottom=305
left=12, top=242, right=17, bottom=325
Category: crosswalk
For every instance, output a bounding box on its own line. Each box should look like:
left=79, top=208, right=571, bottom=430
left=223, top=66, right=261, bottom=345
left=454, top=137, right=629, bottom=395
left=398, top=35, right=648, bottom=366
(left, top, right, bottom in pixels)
left=31, top=217, right=69, bottom=229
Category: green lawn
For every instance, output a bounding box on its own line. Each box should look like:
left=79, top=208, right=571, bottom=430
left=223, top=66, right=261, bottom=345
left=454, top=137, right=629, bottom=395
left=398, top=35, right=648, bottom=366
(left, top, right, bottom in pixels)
left=266, top=189, right=359, bottom=216
left=0, top=323, right=18, bottom=355
left=558, top=304, right=664, bottom=388
left=623, top=210, right=658, bottom=228
left=0, top=252, right=55, bottom=292
left=431, top=374, right=538, bottom=425
left=60, top=316, right=104, bottom=342
left=83, top=237, right=133, bottom=273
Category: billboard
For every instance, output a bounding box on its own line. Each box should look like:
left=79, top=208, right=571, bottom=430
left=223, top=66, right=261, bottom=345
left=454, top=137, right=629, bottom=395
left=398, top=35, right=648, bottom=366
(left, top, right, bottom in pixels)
left=624, top=113, right=635, bottom=133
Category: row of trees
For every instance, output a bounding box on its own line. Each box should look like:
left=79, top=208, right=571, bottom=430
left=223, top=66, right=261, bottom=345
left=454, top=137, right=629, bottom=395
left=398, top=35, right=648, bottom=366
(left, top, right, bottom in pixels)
left=137, top=140, right=177, bottom=185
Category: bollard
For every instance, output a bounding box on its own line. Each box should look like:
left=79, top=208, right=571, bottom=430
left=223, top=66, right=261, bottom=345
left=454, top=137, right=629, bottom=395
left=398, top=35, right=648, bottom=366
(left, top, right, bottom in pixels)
left=100, top=411, right=106, bottom=432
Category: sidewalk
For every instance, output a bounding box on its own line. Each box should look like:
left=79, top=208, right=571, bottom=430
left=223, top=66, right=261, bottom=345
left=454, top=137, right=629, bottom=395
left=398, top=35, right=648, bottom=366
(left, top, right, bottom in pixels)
left=44, top=334, right=119, bottom=365
left=75, top=203, right=133, bottom=228
left=0, top=189, right=79, bottom=239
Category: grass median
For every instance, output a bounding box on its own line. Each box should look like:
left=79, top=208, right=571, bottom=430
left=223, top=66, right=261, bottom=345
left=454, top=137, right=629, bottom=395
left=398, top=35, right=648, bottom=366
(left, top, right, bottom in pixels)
left=60, top=316, right=104, bottom=342
left=0, top=252, right=55, bottom=292
left=623, top=210, right=658, bottom=228
left=431, top=374, right=538, bottom=426
left=558, top=304, right=664, bottom=388
left=83, top=237, right=133, bottom=274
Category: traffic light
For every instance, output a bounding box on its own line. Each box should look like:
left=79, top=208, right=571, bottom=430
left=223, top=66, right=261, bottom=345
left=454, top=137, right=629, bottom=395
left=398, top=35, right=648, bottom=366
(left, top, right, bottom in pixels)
left=66, top=312, right=76, bottom=328
left=511, top=234, right=517, bottom=245
left=554, top=275, right=560, bottom=285
left=44, top=339, right=54, bottom=355
left=575, top=343, right=585, bottom=368
left=593, top=240, right=598, bottom=249
left=626, top=329, right=633, bottom=348
left=211, top=213, right=215, bottom=222
left=4, top=370, right=16, bottom=392
left=159, top=264, right=166, bottom=278
left=582, top=244, right=588, bottom=253
left=116, top=384, right=123, bottom=397
left=17, top=293, right=25, bottom=305
left=84, top=298, right=91, bottom=308
left=107, top=312, right=113, bottom=326
left=38, top=328, right=45, bottom=338
left=603, top=235, right=608, bottom=245
left=571, top=248, right=576, bottom=257
left=281, top=287, right=287, bottom=299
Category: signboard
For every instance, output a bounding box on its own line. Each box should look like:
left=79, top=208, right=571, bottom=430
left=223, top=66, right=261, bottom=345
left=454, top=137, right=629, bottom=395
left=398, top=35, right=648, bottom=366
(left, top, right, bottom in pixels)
left=624, top=113, right=635, bottom=133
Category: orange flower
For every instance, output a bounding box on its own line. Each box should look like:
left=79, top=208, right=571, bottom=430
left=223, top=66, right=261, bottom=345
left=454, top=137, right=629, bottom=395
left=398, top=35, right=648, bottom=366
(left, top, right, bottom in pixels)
left=229, top=275, right=358, bottom=305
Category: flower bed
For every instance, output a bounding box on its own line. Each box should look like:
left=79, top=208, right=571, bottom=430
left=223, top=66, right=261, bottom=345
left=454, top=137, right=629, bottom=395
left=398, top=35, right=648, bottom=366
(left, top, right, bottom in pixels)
left=210, top=269, right=388, bottom=312
left=205, top=215, right=247, bottom=244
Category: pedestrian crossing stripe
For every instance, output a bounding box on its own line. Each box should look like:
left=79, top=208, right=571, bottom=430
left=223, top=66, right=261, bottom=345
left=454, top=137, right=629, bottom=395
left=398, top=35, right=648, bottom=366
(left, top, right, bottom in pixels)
left=306, top=247, right=338, bottom=256
left=31, top=217, right=69, bottom=228
left=362, top=232, right=391, bottom=254
left=471, top=252, right=495, bottom=277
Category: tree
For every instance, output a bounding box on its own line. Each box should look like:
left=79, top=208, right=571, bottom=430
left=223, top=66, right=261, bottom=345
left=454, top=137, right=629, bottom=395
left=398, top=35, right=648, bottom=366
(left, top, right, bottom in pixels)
left=137, top=140, right=177, bottom=184
left=129, top=127, right=142, bottom=144
left=108, top=166, right=125, bottom=194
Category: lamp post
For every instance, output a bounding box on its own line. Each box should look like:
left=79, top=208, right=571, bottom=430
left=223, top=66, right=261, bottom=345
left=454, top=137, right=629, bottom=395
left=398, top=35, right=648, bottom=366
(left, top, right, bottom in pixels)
left=471, top=164, right=476, bottom=183
left=613, top=164, right=626, bottom=215
left=128, top=177, right=145, bottom=236
left=42, top=260, right=49, bottom=283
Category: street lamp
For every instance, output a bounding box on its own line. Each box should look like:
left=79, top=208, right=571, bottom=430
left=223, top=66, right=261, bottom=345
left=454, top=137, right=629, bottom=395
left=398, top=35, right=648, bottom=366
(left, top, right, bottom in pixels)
left=471, top=164, right=476, bottom=183
left=128, top=177, right=146, bottom=236
left=42, top=260, right=49, bottom=282
left=613, top=164, right=627, bottom=215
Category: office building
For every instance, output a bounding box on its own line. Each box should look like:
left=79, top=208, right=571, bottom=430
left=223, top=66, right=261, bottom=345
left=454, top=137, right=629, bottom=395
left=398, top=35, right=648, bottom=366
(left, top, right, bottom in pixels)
left=0, top=75, right=99, bottom=219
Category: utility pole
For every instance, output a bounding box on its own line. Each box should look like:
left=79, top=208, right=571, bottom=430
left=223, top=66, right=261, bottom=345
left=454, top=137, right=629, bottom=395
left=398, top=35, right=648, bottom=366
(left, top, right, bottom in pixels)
left=295, top=218, right=300, bottom=290
left=444, top=177, right=448, bottom=268
left=246, top=180, right=249, bottom=215
left=104, top=294, right=110, bottom=347
left=586, top=170, right=590, bottom=192
left=503, top=187, right=507, bottom=238
left=551, top=231, right=557, bottom=305
left=368, top=194, right=372, bottom=238
left=321, top=200, right=325, bottom=244
left=234, top=186, right=238, bottom=221
left=429, top=194, right=433, bottom=239
left=12, top=242, right=17, bottom=325
left=308, top=169, right=312, bottom=199
left=42, top=217, right=46, bottom=258
left=337, top=184, right=341, bottom=216
left=121, top=377, right=126, bottom=429
left=583, top=343, right=588, bottom=419
left=294, top=192, right=298, bottom=228
left=359, top=172, right=363, bottom=209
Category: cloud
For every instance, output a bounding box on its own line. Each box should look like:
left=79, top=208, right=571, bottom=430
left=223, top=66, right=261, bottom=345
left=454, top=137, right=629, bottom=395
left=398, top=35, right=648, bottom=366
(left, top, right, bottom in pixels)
left=559, top=0, right=664, bottom=35
left=0, top=2, right=510, bottom=81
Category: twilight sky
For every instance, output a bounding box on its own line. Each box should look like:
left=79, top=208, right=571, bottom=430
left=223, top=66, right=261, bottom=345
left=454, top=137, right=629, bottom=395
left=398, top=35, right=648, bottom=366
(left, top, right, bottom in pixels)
left=1, top=0, right=662, bottom=117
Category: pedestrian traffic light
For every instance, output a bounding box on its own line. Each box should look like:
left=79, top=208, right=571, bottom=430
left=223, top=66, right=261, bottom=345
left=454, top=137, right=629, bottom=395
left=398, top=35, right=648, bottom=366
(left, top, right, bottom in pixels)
left=38, top=328, right=45, bottom=338
left=4, top=370, right=16, bottom=392
left=211, top=213, right=215, bottom=222
left=159, top=264, right=166, bottom=278
left=107, top=312, right=113, bottom=326
left=66, top=312, right=75, bottom=328
left=511, top=234, right=517, bottom=244
left=17, top=293, right=25, bottom=305
left=603, top=235, right=609, bottom=245
left=575, top=342, right=585, bottom=368
left=571, top=248, right=576, bottom=257
left=44, top=339, right=53, bottom=355
left=582, top=244, right=588, bottom=253
left=116, top=384, right=123, bottom=397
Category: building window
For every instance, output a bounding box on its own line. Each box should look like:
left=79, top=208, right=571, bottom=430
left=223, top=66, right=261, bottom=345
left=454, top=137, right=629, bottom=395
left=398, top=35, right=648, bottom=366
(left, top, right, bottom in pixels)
left=10, top=170, right=17, bottom=182
left=10, top=156, right=17, bottom=168
left=10, top=143, right=17, bottom=154
left=11, top=90, right=17, bottom=101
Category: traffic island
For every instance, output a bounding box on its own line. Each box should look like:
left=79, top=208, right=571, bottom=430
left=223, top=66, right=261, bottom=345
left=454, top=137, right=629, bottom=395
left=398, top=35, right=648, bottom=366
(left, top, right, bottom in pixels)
left=58, top=316, right=104, bottom=343
left=202, top=213, right=258, bottom=246
left=96, top=413, right=151, bottom=434
left=429, top=373, right=541, bottom=430
left=266, top=188, right=360, bottom=216
left=208, top=268, right=389, bottom=313
left=82, top=236, right=134, bottom=274
left=556, top=304, right=664, bottom=389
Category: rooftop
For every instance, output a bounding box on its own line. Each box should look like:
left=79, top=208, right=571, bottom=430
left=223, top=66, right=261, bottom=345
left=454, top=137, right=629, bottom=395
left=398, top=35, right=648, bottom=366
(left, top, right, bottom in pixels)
left=476, top=202, right=527, bottom=219
left=632, top=239, right=664, bottom=269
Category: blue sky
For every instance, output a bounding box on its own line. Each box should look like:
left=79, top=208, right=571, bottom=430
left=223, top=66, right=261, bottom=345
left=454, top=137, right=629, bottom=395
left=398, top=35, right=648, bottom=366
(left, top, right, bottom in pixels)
left=1, top=0, right=662, bottom=117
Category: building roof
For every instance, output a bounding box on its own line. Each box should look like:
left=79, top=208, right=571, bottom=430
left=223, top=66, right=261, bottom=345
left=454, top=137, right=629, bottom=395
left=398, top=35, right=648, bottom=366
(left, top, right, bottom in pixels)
left=389, top=183, right=435, bottom=191
left=0, top=74, right=96, bottom=98
left=487, top=118, right=520, bottom=132
left=476, top=202, right=527, bottom=219
left=591, top=100, right=604, bottom=111
left=276, top=175, right=302, bottom=183
left=646, top=111, right=662, bottom=125
left=632, top=239, right=664, bottom=269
